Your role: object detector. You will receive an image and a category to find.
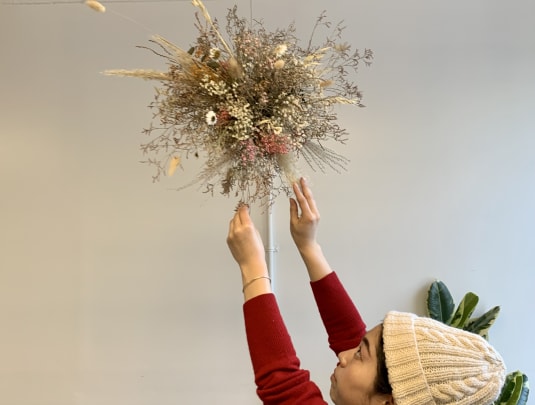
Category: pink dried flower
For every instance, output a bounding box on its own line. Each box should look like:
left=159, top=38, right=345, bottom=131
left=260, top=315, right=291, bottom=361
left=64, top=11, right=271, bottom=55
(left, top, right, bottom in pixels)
left=240, top=139, right=258, bottom=163
left=217, top=109, right=232, bottom=126
left=260, top=133, right=290, bottom=155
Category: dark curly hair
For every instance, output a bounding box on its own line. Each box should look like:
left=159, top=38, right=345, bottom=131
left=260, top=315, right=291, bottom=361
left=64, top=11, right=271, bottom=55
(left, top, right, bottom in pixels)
left=374, top=325, right=392, bottom=395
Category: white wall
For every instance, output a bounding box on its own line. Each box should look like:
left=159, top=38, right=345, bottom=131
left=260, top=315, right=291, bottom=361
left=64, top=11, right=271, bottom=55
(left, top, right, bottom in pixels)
left=1, top=1, right=534, bottom=404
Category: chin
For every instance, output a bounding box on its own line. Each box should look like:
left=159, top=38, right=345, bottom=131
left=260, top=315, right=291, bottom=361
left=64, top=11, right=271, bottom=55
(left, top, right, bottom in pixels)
left=329, top=387, right=338, bottom=404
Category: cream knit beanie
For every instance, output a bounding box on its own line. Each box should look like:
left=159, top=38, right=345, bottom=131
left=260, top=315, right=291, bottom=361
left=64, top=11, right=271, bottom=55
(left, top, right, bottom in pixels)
left=383, top=311, right=506, bottom=405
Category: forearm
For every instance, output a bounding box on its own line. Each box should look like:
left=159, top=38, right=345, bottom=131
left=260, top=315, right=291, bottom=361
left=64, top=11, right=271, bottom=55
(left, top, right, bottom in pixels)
left=296, top=241, right=333, bottom=282
left=227, top=205, right=273, bottom=302
left=244, top=294, right=327, bottom=404
left=311, top=272, right=366, bottom=354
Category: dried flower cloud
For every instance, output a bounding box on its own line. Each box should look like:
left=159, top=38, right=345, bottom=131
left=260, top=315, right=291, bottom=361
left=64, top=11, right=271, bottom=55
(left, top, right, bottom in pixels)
left=105, top=0, right=373, bottom=205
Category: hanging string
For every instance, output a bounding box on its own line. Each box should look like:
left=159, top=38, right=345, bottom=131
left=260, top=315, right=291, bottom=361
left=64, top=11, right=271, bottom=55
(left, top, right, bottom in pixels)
left=2, top=0, right=188, bottom=5
left=1, top=0, right=189, bottom=34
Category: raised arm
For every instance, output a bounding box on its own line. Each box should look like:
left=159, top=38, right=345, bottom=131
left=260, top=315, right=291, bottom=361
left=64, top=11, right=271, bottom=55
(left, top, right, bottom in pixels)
left=227, top=204, right=272, bottom=301
left=290, top=178, right=366, bottom=354
left=289, top=178, right=333, bottom=282
left=227, top=205, right=327, bottom=404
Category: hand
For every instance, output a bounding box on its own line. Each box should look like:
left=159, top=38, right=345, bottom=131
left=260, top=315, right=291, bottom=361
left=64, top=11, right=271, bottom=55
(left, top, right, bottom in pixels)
left=290, top=178, right=332, bottom=281
left=227, top=205, right=268, bottom=280
left=290, top=177, right=320, bottom=252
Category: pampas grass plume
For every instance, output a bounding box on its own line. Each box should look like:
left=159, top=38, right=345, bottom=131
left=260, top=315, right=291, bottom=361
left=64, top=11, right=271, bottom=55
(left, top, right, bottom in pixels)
left=85, top=0, right=106, bottom=13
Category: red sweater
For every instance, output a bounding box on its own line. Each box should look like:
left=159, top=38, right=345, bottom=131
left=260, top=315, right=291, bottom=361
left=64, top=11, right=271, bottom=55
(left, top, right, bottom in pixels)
left=243, top=272, right=367, bottom=404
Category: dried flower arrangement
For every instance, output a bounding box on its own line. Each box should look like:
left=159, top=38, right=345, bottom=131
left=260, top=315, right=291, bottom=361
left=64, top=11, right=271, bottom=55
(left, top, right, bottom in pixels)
left=105, top=0, right=372, bottom=205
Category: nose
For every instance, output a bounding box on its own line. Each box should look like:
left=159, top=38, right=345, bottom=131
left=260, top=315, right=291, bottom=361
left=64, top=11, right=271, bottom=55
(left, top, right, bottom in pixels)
left=337, top=350, right=349, bottom=367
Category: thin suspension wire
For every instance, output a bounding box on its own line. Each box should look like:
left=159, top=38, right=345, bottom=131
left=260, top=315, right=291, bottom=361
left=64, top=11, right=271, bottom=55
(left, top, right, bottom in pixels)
left=2, top=0, right=188, bottom=4
left=249, top=0, right=252, bottom=28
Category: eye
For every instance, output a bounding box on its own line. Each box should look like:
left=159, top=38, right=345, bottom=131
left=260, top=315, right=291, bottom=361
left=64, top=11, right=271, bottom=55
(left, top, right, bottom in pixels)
left=354, top=347, right=362, bottom=359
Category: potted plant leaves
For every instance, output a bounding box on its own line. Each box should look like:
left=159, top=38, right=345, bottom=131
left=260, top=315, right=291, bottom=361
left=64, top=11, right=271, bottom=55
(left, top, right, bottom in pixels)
left=426, top=280, right=529, bottom=405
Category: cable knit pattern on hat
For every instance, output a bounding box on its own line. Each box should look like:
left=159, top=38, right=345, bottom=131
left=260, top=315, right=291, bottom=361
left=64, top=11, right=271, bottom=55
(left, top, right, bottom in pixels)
left=383, top=311, right=506, bottom=405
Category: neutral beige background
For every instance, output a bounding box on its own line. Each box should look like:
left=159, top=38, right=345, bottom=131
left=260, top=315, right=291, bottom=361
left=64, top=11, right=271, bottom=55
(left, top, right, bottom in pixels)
left=1, top=0, right=534, bottom=404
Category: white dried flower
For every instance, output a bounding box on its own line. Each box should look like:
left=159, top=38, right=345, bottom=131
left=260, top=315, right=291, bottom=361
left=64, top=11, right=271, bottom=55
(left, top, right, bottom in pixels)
left=209, top=48, right=221, bottom=59
left=273, top=59, right=285, bottom=69
left=334, top=42, right=351, bottom=53
left=226, top=101, right=253, bottom=139
left=206, top=110, right=217, bottom=125
left=274, top=44, right=288, bottom=57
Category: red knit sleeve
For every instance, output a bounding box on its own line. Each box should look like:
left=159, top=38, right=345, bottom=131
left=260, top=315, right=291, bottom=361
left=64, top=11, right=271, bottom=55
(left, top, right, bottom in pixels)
left=243, top=294, right=328, bottom=405
left=310, top=272, right=367, bottom=354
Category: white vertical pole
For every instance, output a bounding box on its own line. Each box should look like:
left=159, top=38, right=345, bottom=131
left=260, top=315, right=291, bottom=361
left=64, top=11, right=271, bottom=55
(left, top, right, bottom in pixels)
left=250, top=0, right=276, bottom=291
left=266, top=197, right=276, bottom=292
left=251, top=0, right=277, bottom=291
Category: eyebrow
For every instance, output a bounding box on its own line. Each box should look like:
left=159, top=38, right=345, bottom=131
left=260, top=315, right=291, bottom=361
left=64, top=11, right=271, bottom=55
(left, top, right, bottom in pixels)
left=362, top=336, right=371, bottom=357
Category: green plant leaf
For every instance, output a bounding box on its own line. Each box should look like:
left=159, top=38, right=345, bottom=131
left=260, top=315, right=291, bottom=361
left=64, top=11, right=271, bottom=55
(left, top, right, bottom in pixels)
left=495, top=372, right=516, bottom=404
left=507, top=372, right=527, bottom=405
left=427, top=280, right=455, bottom=324
left=463, top=305, right=500, bottom=339
left=493, top=370, right=530, bottom=405
left=450, top=292, right=479, bottom=328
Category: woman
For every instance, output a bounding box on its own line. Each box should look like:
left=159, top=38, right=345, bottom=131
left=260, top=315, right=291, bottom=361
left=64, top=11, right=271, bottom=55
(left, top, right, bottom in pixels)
left=227, top=178, right=505, bottom=405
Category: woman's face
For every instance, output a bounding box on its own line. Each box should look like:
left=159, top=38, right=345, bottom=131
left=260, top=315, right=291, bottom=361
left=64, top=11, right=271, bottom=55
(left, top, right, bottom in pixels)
left=330, top=324, right=391, bottom=405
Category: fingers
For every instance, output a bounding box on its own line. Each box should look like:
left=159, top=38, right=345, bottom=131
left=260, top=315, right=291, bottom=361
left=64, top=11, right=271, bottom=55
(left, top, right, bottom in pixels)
left=301, top=178, right=319, bottom=215
left=292, top=180, right=309, bottom=214
left=236, top=204, right=250, bottom=224
left=289, top=197, right=298, bottom=220
left=292, top=177, right=318, bottom=218
left=228, top=205, right=246, bottom=238
left=228, top=205, right=255, bottom=241
left=229, top=204, right=250, bottom=229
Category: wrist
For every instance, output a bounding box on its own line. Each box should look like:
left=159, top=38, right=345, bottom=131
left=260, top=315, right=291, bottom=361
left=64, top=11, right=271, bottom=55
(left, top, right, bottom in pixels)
left=297, top=241, right=323, bottom=258
left=242, top=275, right=272, bottom=301
left=242, top=275, right=271, bottom=292
left=297, top=242, right=333, bottom=282
left=239, top=261, right=269, bottom=283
